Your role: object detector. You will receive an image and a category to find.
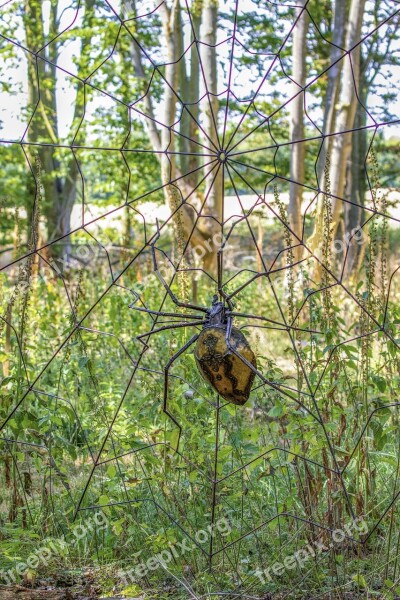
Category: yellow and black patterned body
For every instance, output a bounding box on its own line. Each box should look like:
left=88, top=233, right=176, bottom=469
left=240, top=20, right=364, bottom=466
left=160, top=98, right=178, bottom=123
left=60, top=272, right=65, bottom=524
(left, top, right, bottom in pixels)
left=194, top=312, right=257, bottom=406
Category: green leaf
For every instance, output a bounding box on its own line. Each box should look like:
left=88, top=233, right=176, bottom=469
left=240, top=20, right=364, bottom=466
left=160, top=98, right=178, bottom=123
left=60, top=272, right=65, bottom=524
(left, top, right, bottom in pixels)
left=98, top=495, right=110, bottom=507
left=78, top=356, right=89, bottom=369
left=107, top=465, right=117, bottom=478
left=352, top=574, right=368, bottom=589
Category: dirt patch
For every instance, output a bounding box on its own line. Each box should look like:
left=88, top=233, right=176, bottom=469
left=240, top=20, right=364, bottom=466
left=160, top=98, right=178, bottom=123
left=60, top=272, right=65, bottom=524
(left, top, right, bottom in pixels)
left=0, top=584, right=98, bottom=600
left=0, top=585, right=70, bottom=600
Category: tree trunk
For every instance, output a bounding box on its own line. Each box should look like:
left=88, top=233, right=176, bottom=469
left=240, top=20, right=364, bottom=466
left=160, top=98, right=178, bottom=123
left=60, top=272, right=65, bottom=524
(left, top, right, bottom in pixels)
left=316, top=0, right=347, bottom=185
left=23, top=0, right=94, bottom=261
left=288, top=0, right=308, bottom=261
left=160, top=0, right=192, bottom=269
left=329, top=0, right=366, bottom=231
left=130, top=0, right=222, bottom=274
left=344, top=85, right=367, bottom=277
left=177, top=5, right=191, bottom=177
left=178, top=4, right=201, bottom=189
left=308, top=0, right=366, bottom=278
left=200, top=0, right=223, bottom=274
left=308, top=0, right=346, bottom=260
left=188, top=9, right=201, bottom=188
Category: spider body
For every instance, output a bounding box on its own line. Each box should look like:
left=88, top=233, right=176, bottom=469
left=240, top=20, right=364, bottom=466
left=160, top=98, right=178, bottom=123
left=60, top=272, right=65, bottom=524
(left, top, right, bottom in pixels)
left=194, top=296, right=257, bottom=405
left=130, top=228, right=272, bottom=449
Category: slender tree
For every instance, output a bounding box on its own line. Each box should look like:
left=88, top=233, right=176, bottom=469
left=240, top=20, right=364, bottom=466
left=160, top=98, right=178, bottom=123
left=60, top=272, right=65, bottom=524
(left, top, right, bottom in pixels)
left=288, top=0, right=309, bottom=260
left=130, top=0, right=223, bottom=272
left=202, top=0, right=223, bottom=230
left=23, top=0, right=96, bottom=257
left=345, top=4, right=400, bottom=274
left=309, top=0, right=366, bottom=276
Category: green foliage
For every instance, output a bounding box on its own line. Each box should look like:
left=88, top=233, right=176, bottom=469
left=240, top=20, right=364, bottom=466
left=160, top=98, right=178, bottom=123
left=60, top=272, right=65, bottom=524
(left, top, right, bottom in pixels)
left=1, top=214, right=400, bottom=597
left=1, top=1, right=400, bottom=599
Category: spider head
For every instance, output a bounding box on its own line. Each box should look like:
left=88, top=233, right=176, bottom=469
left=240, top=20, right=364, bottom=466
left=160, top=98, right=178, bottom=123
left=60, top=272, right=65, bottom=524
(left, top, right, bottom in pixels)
left=205, top=294, right=226, bottom=327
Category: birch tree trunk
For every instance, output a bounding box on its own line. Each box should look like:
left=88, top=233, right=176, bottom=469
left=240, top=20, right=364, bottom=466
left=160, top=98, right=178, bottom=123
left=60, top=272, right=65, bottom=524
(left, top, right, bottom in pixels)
left=202, top=0, right=223, bottom=232
left=288, top=0, right=308, bottom=261
left=308, top=0, right=366, bottom=278
left=194, top=0, right=223, bottom=274
left=308, top=0, right=346, bottom=262
left=316, top=0, right=347, bottom=185
left=344, top=85, right=367, bottom=277
left=178, top=4, right=201, bottom=188
left=329, top=0, right=366, bottom=229
left=131, top=0, right=222, bottom=273
left=159, top=0, right=183, bottom=242
left=187, top=8, right=202, bottom=188
left=158, top=0, right=209, bottom=269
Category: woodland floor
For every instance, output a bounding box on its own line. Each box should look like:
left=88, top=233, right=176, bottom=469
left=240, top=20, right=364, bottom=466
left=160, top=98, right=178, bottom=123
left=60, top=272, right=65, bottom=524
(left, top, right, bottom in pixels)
left=1, top=585, right=398, bottom=600
left=0, top=586, right=135, bottom=600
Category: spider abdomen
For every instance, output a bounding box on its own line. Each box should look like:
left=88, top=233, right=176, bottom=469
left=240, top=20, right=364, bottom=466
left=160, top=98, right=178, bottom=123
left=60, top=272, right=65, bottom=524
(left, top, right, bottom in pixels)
left=194, top=326, right=257, bottom=406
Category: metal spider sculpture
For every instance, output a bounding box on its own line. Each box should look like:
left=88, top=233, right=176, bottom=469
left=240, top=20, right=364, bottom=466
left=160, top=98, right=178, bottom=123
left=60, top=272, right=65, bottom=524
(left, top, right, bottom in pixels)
left=128, top=227, right=269, bottom=449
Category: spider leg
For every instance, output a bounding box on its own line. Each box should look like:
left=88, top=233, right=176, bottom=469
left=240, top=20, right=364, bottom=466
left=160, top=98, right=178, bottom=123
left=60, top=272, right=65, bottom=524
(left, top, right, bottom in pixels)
left=227, top=311, right=321, bottom=335
left=151, top=220, right=208, bottom=313
left=163, top=333, right=199, bottom=451
left=129, top=304, right=204, bottom=321
left=137, top=320, right=206, bottom=342
left=227, top=310, right=286, bottom=325
left=224, top=317, right=318, bottom=420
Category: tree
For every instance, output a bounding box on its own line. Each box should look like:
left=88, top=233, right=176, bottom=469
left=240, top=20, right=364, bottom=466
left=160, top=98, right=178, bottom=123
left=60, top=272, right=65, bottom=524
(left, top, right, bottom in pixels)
left=0, top=0, right=161, bottom=262
left=288, top=0, right=309, bottom=261
left=22, top=0, right=97, bottom=257
left=129, top=0, right=223, bottom=273
left=308, top=0, right=366, bottom=273
left=345, top=2, right=400, bottom=274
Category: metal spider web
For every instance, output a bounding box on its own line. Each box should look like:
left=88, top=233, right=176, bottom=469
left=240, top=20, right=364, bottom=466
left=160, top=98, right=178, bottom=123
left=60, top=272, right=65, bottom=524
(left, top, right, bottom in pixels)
left=1, top=0, right=400, bottom=598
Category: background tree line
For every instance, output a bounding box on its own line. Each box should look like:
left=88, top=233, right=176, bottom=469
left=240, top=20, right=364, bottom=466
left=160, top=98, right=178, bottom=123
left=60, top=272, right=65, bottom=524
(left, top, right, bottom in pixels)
left=0, top=0, right=399, bottom=275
